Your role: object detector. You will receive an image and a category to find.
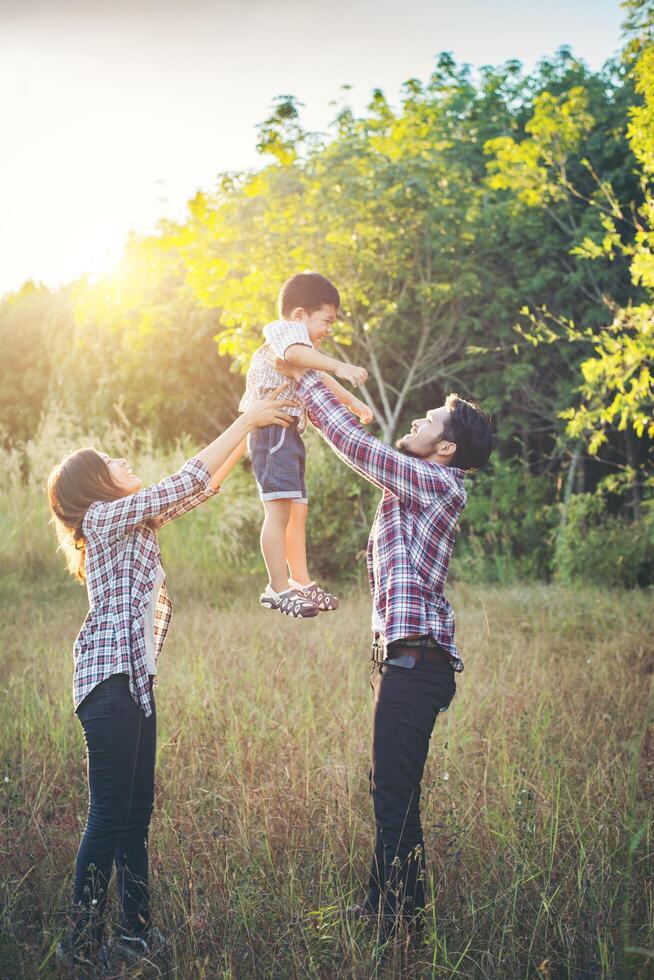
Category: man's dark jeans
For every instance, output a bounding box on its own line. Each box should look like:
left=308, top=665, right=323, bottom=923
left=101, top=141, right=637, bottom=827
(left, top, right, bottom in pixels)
left=73, top=672, right=156, bottom=942
left=366, top=656, right=456, bottom=921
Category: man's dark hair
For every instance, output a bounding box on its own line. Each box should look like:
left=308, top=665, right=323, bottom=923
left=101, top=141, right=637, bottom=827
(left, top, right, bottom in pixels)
left=443, top=393, right=494, bottom=471
left=279, top=272, right=340, bottom=318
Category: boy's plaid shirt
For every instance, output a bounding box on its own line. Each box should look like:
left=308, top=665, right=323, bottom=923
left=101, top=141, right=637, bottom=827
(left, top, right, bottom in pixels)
left=239, top=320, right=313, bottom=431
left=297, top=373, right=467, bottom=670
left=74, top=458, right=218, bottom=716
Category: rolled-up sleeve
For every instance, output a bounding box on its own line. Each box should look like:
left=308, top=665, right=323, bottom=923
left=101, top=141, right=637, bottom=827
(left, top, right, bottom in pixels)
left=84, top=457, right=214, bottom=540
left=158, top=481, right=220, bottom=527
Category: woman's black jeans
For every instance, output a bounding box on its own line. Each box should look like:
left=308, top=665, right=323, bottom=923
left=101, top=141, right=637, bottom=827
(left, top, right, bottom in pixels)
left=72, top=672, right=156, bottom=943
left=366, top=657, right=456, bottom=922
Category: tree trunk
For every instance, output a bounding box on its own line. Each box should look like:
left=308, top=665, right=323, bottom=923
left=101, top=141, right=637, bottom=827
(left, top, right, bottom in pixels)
left=560, top=447, right=581, bottom=528
left=624, top=429, right=642, bottom=519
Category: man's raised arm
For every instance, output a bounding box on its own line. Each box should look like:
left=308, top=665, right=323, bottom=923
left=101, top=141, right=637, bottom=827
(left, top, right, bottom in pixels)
left=296, top=371, right=461, bottom=509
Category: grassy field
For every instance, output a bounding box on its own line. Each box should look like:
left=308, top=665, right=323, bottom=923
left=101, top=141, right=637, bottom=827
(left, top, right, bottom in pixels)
left=1, top=583, right=653, bottom=979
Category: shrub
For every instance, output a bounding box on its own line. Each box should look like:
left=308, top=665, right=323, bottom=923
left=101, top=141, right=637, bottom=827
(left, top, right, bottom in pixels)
left=4, top=412, right=651, bottom=597
left=304, top=428, right=376, bottom=583
left=553, top=493, right=654, bottom=588
left=452, top=459, right=558, bottom=583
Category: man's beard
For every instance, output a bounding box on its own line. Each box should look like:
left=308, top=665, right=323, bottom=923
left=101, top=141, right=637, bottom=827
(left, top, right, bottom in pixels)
left=395, top=435, right=422, bottom=458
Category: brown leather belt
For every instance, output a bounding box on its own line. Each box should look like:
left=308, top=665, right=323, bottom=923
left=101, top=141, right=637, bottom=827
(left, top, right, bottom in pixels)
left=389, top=645, right=451, bottom=665
left=371, top=635, right=451, bottom=667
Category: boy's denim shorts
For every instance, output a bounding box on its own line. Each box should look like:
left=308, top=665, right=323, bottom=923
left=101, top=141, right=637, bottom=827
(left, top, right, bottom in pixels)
left=248, top=419, right=307, bottom=502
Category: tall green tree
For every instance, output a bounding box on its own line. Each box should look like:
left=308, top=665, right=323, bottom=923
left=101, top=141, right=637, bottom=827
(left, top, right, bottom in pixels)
left=483, top=12, right=653, bottom=510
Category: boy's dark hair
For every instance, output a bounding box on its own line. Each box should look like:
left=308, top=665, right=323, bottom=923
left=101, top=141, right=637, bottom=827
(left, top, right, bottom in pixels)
left=279, top=273, right=340, bottom=319
left=443, top=393, right=494, bottom=471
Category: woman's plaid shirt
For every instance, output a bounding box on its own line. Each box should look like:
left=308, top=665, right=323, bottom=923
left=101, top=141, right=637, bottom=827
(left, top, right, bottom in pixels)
left=74, top=458, right=218, bottom=716
left=297, top=374, right=467, bottom=670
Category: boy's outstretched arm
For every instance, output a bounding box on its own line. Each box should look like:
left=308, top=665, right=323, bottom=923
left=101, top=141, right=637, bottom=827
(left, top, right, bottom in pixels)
left=322, top=374, right=374, bottom=424
left=284, top=343, right=367, bottom=388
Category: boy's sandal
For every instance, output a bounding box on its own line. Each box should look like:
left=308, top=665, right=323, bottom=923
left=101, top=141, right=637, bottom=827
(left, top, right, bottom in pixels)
left=297, top=582, right=339, bottom=612
left=260, top=588, right=319, bottom=618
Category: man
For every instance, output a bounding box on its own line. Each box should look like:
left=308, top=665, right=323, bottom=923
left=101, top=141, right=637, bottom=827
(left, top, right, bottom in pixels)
left=284, top=365, right=494, bottom=933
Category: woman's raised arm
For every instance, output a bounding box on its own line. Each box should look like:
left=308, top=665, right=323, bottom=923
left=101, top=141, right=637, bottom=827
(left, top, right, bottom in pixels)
left=85, top=388, right=295, bottom=540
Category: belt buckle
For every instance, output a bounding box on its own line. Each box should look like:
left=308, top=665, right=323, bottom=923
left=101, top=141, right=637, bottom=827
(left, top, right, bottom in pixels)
left=371, top=634, right=385, bottom=664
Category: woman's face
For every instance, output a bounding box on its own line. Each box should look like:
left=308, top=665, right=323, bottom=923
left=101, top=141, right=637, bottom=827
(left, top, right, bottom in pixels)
left=104, top=455, right=142, bottom=494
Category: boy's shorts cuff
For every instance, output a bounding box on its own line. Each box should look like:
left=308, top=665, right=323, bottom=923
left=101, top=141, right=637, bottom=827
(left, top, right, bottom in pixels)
left=260, top=490, right=308, bottom=502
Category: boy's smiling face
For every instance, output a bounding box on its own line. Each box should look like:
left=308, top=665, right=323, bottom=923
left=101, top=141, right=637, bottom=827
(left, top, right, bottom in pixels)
left=289, top=303, right=338, bottom=346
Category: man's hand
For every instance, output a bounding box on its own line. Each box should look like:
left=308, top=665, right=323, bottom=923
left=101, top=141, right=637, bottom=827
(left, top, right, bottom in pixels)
left=335, top=362, right=368, bottom=387
left=350, top=398, right=373, bottom=424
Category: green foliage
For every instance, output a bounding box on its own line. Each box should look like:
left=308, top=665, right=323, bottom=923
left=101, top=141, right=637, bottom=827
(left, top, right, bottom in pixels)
left=554, top=492, right=654, bottom=586
left=68, top=242, right=245, bottom=444
left=563, top=305, right=654, bottom=452
left=485, top=86, right=595, bottom=207
left=621, top=0, right=654, bottom=56
left=158, top=54, right=531, bottom=442
left=484, top=34, right=654, bottom=455
left=452, top=460, right=558, bottom=583
left=564, top=41, right=654, bottom=450
left=0, top=283, right=74, bottom=445
left=1, top=30, right=652, bottom=588
left=303, top=429, right=377, bottom=582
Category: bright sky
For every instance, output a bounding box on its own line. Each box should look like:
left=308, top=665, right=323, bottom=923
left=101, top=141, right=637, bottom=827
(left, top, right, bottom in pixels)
left=0, top=0, right=625, bottom=296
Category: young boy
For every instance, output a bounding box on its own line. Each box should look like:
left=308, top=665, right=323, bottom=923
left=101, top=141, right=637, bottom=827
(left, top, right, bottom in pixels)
left=240, top=272, right=371, bottom=617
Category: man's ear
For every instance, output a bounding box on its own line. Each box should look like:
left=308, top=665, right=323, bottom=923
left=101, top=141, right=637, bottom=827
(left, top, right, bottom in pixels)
left=288, top=306, right=306, bottom=320
left=435, top=440, right=457, bottom=461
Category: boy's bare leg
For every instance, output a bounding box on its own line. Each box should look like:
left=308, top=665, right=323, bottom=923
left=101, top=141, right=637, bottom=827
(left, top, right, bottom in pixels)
left=286, top=500, right=311, bottom=586
left=261, top=499, right=293, bottom=592
left=287, top=501, right=339, bottom=611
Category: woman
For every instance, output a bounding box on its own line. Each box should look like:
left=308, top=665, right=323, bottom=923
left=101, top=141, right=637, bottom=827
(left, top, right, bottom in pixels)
left=48, top=388, right=294, bottom=972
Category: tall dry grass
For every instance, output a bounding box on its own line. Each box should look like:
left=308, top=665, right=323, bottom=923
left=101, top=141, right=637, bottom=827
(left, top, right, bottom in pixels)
left=1, top=583, right=652, bottom=978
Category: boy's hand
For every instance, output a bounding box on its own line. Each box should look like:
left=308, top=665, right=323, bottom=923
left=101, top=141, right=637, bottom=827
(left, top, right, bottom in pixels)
left=335, top=362, right=368, bottom=387
left=351, top=398, right=373, bottom=425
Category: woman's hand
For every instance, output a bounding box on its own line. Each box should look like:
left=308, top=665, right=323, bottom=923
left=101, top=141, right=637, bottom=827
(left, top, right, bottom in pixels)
left=196, top=387, right=296, bottom=480
left=244, top=385, right=298, bottom=429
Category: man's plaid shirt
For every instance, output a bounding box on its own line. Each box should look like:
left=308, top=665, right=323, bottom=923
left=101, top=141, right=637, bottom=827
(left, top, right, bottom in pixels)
left=74, top=457, right=218, bottom=716
left=239, top=320, right=313, bottom=431
left=297, top=374, right=467, bottom=670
